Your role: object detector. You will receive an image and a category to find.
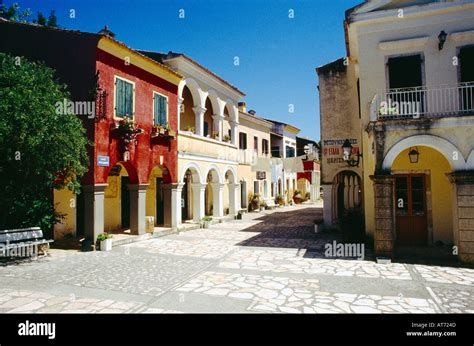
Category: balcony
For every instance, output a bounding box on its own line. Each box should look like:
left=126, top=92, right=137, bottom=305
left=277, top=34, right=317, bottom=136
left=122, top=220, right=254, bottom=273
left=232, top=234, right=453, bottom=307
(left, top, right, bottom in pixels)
left=372, top=82, right=474, bottom=121
left=238, top=149, right=257, bottom=165
left=178, top=131, right=238, bottom=162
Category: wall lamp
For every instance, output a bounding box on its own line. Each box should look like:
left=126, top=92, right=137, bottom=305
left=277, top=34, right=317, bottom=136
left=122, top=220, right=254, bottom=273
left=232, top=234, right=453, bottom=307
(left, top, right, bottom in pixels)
left=342, top=139, right=362, bottom=167
left=438, top=30, right=448, bottom=50
left=408, top=147, right=419, bottom=164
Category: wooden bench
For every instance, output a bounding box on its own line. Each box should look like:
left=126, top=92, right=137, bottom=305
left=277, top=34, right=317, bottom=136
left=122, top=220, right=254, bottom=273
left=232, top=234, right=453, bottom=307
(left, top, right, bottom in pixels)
left=0, top=227, right=54, bottom=258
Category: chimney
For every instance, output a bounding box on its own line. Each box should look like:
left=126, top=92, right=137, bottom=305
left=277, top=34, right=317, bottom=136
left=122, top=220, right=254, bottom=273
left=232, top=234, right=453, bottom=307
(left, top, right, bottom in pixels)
left=238, top=101, right=246, bottom=113
left=248, top=109, right=256, bottom=115
left=98, top=25, right=115, bottom=38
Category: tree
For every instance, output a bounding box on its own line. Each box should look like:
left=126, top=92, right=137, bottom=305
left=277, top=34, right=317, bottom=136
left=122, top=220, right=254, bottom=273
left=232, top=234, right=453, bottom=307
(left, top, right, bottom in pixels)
left=46, top=10, right=57, bottom=28
left=34, top=12, right=47, bottom=26
left=0, top=2, right=31, bottom=22
left=0, top=53, right=90, bottom=233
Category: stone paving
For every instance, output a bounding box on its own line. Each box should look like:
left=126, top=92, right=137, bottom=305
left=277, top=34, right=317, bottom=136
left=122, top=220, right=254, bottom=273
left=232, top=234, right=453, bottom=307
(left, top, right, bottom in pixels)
left=0, top=203, right=473, bottom=313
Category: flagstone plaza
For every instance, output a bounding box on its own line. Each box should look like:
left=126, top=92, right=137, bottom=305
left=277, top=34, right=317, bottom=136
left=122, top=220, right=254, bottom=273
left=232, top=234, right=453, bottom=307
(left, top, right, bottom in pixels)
left=0, top=204, right=473, bottom=314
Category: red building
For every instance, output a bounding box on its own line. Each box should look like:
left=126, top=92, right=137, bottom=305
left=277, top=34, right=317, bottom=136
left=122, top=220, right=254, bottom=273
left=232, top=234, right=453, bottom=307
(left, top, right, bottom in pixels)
left=0, top=20, right=182, bottom=241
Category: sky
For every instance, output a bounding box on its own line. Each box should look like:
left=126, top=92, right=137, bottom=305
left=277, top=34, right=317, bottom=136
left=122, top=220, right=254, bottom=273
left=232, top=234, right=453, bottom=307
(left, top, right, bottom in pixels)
left=13, top=0, right=362, bottom=140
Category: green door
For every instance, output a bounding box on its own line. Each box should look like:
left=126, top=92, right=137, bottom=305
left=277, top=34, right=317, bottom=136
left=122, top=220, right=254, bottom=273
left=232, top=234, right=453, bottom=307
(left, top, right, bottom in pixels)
left=121, top=176, right=130, bottom=229
left=156, top=177, right=164, bottom=225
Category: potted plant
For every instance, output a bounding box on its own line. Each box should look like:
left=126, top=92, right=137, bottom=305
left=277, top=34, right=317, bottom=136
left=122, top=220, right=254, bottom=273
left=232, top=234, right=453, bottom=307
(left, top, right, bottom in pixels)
left=212, top=131, right=220, bottom=140
left=164, top=123, right=176, bottom=138
left=250, top=193, right=260, bottom=211
left=223, top=134, right=231, bottom=143
left=275, top=194, right=284, bottom=206
left=117, top=115, right=144, bottom=151
left=260, top=200, right=267, bottom=212
left=97, top=233, right=113, bottom=251
left=293, top=190, right=302, bottom=204
left=185, top=126, right=195, bottom=134
left=201, top=216, right=212, bottom=228
left=314, top=219, right=323, bottom=233
left=151, top=124, right=164, bottom=137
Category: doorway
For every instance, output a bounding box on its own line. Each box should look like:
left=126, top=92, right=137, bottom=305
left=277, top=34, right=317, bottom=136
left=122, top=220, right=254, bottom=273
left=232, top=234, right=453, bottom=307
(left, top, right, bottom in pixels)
left=459, top=45, right=474, bottom=111
left=156, top=177, right=164, bottom=226
left=395, top=174, right=427, bottom=245
left=121, top=176, right=130, bottom=229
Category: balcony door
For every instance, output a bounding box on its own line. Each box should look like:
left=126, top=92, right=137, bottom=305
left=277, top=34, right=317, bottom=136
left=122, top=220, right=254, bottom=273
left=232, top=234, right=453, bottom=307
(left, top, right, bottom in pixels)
left=395, top=174, right=427, bottom=246
left=387, top=54, right=424, bottom=116
left=459, top=46, right=474, bottom=112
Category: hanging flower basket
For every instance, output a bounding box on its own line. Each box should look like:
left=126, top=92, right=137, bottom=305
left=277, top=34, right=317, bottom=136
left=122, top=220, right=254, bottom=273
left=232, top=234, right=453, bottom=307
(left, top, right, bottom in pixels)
left=117, top=115, right=144, bottom=152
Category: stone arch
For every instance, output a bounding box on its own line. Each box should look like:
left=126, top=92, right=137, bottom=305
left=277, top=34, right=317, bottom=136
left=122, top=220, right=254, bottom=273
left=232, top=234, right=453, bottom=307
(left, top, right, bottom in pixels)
left=205, top=164, right=222, bottom=184
left=224, top=99, right=238, bottom=122
left=179, top=162, right=204, bottom=184
left=178, top=78, right=204, bottom=108
left=382, top=135, right=466, bottom=172
left=467, top=150, right=474, bottom=170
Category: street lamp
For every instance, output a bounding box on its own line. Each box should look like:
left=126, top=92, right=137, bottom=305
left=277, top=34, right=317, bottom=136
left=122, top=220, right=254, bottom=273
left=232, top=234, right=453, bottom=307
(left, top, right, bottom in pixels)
left=408, top=147, right=419, bottom=163
left=438, top=30, right=447, bottom=50
left=341, top=139, right=362, bottom=167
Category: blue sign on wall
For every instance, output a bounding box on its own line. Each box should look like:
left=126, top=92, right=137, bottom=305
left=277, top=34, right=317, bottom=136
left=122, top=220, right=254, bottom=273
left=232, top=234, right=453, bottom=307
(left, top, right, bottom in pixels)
left=97, top=156, right=110, bottom=167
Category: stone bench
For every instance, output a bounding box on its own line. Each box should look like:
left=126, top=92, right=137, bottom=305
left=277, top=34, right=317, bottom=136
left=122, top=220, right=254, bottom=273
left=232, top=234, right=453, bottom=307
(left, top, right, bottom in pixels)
left=0, top=227, right=54, bottom=258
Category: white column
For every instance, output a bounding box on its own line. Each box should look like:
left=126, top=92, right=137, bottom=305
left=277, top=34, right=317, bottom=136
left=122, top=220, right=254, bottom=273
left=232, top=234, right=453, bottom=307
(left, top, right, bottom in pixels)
left=162, top=183, right=184, bottom=228
left=322, top=184, right=333, bottom=229
left=230, top=120, right=238, bottom=146
left=83, top=184, right=107, bottom=241
left=192, top=106, right=206, bottom=137
left=129, top=184, right=148, bottom=235
left=211, top=182, right=225, bottom=217
left=228, top=183, right=240, bottom=215
left=212, top=114, right=224, bottom=141
left=191, top=183, right=206, bottom=222
left=177, top=97, right=184, bottom=130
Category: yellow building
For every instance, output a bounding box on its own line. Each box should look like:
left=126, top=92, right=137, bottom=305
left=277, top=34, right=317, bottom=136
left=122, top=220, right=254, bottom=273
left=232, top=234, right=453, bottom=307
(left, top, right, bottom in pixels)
left=236, top=103, right=273, bottom=210
left=318, top=0, right=474, bottom=263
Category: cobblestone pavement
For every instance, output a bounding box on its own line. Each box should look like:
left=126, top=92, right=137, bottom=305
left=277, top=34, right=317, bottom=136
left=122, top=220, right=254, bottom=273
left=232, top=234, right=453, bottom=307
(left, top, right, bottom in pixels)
left=1, top=203, right=474, bottom=313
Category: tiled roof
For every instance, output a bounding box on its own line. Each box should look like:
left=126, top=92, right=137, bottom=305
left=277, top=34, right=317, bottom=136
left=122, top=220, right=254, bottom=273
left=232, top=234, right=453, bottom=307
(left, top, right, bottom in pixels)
left=140, top=50, right=245, bottom=96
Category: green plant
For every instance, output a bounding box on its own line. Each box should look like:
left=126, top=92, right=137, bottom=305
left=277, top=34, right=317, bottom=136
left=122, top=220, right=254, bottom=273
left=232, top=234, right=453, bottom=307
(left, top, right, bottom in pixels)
left=212, top=131, right=219, bottom=139
left=185, top=126, right=195, bottom=133
left=223, top=134, right=231, bottom=143
left=275, top=194, right=284, bottom=206
left=293, top=189, right=302, bottom=197
left=118, top=115, right=144, bottom=149
left=202, top=216, right=213, bottom=222
left=97, top=233, right=113, bottom=242
left=305, top=192, right=311, bottom=200
left=0, top=53, right=89, bottom=233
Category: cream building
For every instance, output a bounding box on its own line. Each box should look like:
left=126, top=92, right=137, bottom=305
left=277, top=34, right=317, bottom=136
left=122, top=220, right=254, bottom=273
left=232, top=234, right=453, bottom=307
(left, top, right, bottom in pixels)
left=143, top=51, right=245, bottom=226
left=318, top=0, right=474, bottom=263
left=236, top=104, right=273, bottom=209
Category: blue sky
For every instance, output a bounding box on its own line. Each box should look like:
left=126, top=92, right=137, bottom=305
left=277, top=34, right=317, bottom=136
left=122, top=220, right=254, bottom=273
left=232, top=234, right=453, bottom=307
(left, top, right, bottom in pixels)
left=14, top=0, right=361, bottom=140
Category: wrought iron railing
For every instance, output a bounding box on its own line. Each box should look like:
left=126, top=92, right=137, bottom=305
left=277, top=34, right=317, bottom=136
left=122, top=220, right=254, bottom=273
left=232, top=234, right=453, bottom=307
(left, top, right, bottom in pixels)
left=372, top=82, right=474, bottom=120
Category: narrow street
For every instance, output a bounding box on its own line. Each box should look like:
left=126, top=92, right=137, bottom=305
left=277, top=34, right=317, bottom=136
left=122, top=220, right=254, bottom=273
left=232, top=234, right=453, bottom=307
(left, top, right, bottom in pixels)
left=0, top=204, right=473, bottom=313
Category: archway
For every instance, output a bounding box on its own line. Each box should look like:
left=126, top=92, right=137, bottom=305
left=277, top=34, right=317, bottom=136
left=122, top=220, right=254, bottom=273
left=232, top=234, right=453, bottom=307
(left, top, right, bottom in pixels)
left=145, top=165, right=172, bottom=227
left=390, top=146, right=453, bottom=246
left=205, top=167, right=221, bottom=217
left=332, top=171, right=361, bottom=224
left=180, top=85, right=196, bottom=132
left=203, top=97, right=214, bottom=138
left=224, top=168, right=238, bottom=215
left=104, top=162, right=138, bottom=232
left=181, top=165, right=202, bottom=222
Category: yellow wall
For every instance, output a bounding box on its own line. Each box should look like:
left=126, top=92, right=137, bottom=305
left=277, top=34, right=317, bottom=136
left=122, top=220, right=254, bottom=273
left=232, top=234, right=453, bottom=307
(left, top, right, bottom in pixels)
left=104, top=163, right=129, bottom=232
left=145, top=166, right=163, bottom=225
left=53, top=188, right=76, bottom=239
left=391, top=146, right=453, bottom=244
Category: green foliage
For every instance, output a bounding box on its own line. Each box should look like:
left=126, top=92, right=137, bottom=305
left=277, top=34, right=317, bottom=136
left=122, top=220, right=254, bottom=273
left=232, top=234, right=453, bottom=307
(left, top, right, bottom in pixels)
left=275, top=194, right=284, bottom=206
left=1, top=2, right=59, bottom=27
left=97, top=233, right=113, bottom=242
left=202, top=216, right=212, bottom=222
left=0, top=53, right=89, bottom=233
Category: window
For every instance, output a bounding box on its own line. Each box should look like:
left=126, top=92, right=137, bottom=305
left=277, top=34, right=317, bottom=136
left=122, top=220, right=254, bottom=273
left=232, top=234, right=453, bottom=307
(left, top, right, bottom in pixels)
left=153, top=93, right=168, bottom=125
left=115, top=77, right=134, bottom=118
left=271, top=146, right=281, bottom=158
left=286, top=145, right=295, bottom=158
left=262, top=139, right=269, bottom=155
left=254, top=136, right=258, bottom=153
left=239, top=132, right=247, bottom=150
left=271, top=182, right=275, bottom=197
left=253, top=180, right=259, bottom=194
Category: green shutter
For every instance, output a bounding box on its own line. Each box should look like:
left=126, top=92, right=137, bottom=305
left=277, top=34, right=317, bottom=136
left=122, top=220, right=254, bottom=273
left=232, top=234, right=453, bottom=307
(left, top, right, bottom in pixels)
left=154, top=94, right=167, bottom=125
left=116, top=78, right=133, bottom=118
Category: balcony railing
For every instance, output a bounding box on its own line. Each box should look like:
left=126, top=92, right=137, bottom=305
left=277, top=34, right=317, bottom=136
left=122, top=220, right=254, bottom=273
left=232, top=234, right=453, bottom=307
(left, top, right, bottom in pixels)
left=372, top=82, right=474, bottom=120
left=238, top=149, right=257, bottom=165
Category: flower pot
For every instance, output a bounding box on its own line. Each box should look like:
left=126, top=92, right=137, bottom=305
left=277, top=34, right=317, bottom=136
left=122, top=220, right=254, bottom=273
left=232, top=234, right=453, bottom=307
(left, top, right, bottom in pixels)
left=167, top=130, right=176, bottom=138
left=100, top=238, right=113, bottom=251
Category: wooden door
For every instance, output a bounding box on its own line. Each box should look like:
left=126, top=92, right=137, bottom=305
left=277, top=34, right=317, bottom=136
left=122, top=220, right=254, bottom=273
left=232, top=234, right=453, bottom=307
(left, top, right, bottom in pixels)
left=395, top=174, right=427, bottom=245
